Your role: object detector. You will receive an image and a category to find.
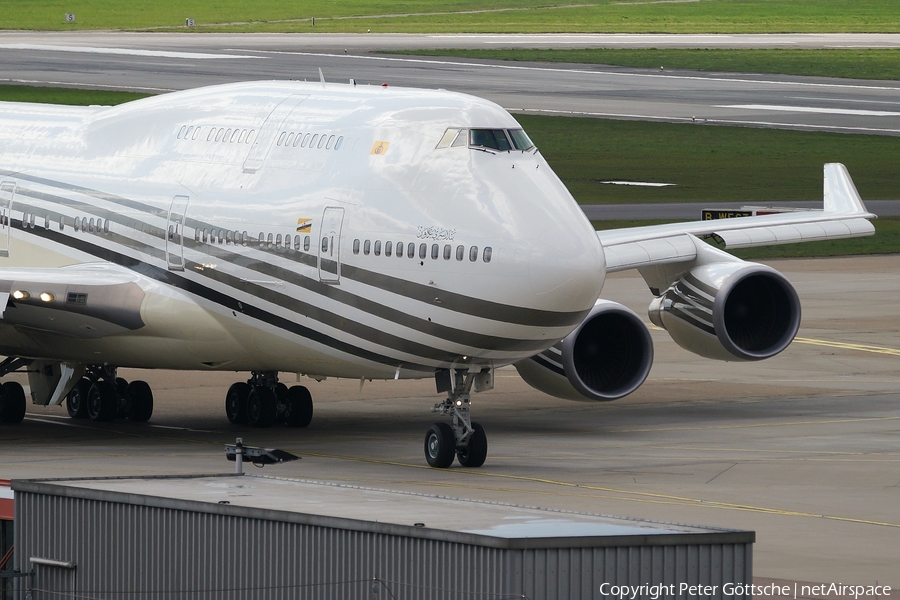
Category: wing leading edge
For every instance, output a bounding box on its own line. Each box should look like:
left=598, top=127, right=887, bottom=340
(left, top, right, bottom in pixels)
left=598, top=163, right=876, bottom=273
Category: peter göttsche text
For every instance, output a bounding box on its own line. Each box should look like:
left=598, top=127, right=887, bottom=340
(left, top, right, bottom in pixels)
left=600, top=582, right=892, bottom=600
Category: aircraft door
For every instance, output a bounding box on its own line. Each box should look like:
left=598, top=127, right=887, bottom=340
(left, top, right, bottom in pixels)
left=318, top=207, right=344, bottom=283
left=166, top=195, right=190, bottom=271
left=0, top=182, right=14, bottom=258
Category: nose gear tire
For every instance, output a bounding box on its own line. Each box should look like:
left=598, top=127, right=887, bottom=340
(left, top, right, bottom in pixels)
left=425, top=422, right=456, bottom=468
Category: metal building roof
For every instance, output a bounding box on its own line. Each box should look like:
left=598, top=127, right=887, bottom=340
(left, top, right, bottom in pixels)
left=14, top=473, right=753, bottom=549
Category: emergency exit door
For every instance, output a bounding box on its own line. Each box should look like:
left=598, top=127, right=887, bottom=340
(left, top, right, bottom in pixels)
left=318, top=207, right=344, bottom=283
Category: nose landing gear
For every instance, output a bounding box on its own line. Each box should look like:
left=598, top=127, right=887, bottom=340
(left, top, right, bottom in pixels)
left=425, top=369, right=489, bottom=469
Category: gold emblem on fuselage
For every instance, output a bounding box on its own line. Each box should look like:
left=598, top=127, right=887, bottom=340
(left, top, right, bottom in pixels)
left=370, top=141, right=390, bottom=155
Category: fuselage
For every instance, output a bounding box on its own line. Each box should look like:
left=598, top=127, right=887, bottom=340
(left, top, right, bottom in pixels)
left=0, top=81, right=605, bottom=380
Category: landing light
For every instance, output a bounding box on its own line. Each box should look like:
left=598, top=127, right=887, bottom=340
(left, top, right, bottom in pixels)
left=39, top=292, right=55, bottom=303
left=11, top=290, right=29, bottom=301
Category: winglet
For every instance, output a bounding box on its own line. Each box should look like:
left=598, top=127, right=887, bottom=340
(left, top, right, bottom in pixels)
left=824, top=163, right=868, bottom=214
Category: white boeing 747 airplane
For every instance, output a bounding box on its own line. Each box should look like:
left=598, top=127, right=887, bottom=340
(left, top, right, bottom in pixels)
left=0, top=80, right=876, bottom=468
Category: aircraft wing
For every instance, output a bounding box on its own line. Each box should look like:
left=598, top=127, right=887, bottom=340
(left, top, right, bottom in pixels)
left=598, top=163, right=876, bottom=273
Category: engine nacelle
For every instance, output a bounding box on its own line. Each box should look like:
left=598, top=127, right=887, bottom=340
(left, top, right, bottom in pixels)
left=515, top=300, right=654, bottom=401
left=648, top=262, right=801, bottom=361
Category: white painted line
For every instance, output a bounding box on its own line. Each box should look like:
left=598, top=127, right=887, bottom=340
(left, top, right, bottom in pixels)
left=789, top=96, right=900, bottom=106
left=24, top=416, right=84, bottom=428
left=602, top=181, right=676, bottom=187
left=717, top=104, right=900, bottom=117
left=0, top=44, right=259, bottom=60
left=148, top=424, right=216, bottom=433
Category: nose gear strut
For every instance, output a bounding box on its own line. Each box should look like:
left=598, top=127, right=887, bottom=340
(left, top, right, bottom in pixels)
left=425, top=369, right=489, bottom=468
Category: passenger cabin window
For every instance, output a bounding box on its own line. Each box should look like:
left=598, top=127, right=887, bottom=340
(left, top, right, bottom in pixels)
left=385, top=241, right=393, bottom=257
left=363, top=240, right=371, bottom=255
left=353, top=239, right=360, bottom=254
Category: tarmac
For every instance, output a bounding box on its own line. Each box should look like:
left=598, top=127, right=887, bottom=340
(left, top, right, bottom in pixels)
left=1, top=254, right=898, bottom=590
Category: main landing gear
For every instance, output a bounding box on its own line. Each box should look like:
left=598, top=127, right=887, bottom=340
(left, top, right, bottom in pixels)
left=65, top=366, right=153, bottom=423
left=225, top=371, right=313, bottom=428
left=0, top=380, right=27, bottom=424
left=425, top=370, right=488, bottom=469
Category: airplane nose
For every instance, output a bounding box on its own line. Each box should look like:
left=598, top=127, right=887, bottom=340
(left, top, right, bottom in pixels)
left=526, top=213, right=606, bottom=315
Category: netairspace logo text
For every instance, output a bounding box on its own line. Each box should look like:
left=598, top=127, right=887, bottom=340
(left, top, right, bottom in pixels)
left=598, top=582, right=893, bottom=600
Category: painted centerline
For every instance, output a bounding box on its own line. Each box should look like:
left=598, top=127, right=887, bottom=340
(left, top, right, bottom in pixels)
left=0, top=44, right=259, bottom=60
left=718, top=104, right=900, bottom=117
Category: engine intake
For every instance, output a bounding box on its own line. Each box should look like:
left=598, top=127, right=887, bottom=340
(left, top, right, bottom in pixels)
left=649, top=262, right=801, bottom=361
left=515, top=300, right=654, bottom=401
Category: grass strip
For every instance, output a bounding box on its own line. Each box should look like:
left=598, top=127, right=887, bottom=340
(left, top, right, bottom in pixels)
left=0, top=85, right=151, bottom=106
left=4, top=0, right=900, bottom=33
left=515, top=114, right=900, bottom=205
left=381, top=48, right=900, bottom=81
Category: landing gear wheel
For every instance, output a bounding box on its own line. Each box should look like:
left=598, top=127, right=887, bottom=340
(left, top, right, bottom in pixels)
left=0, top=381, right=26, bottom=424
left=115, top=377, right=130, bottom=418
left=225, top=382, right=250, bottom=424
left=424, top=422, right=456, bottom=469
left=275, top=382, right=289, bottom=423
left=247, top=386, right=277, bottom=428
left=87, top=381, right=116, bottom=422
left=285, top=385, right=313, bottom=428
left=66, top=378, right=91, bottom=419
left=125, top=380, right=153, bottom=422
left=456, top=422, right=488, bottom=468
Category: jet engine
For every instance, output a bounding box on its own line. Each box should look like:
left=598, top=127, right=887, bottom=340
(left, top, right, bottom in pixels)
left=515, top=300, right=654, bottom=401
left=648, top=262, right=800, bottom=361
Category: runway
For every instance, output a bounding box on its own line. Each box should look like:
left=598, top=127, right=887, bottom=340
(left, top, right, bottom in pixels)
left=2, top=254, right=898, bottom=589
left=3, top=32, right=900, bottom=135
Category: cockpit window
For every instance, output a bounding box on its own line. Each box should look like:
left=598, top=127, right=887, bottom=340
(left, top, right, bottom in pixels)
left=469, top=129, right=511, bottom=151
left=436, top=128, right=461, bottom=149
left=436, top=127, right=535, bottom=152
left=508, top=129, right=535, bottom=150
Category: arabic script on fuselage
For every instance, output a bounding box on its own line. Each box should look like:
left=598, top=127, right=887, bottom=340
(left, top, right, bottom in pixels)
left=416, top=226, right=456, bottom=241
